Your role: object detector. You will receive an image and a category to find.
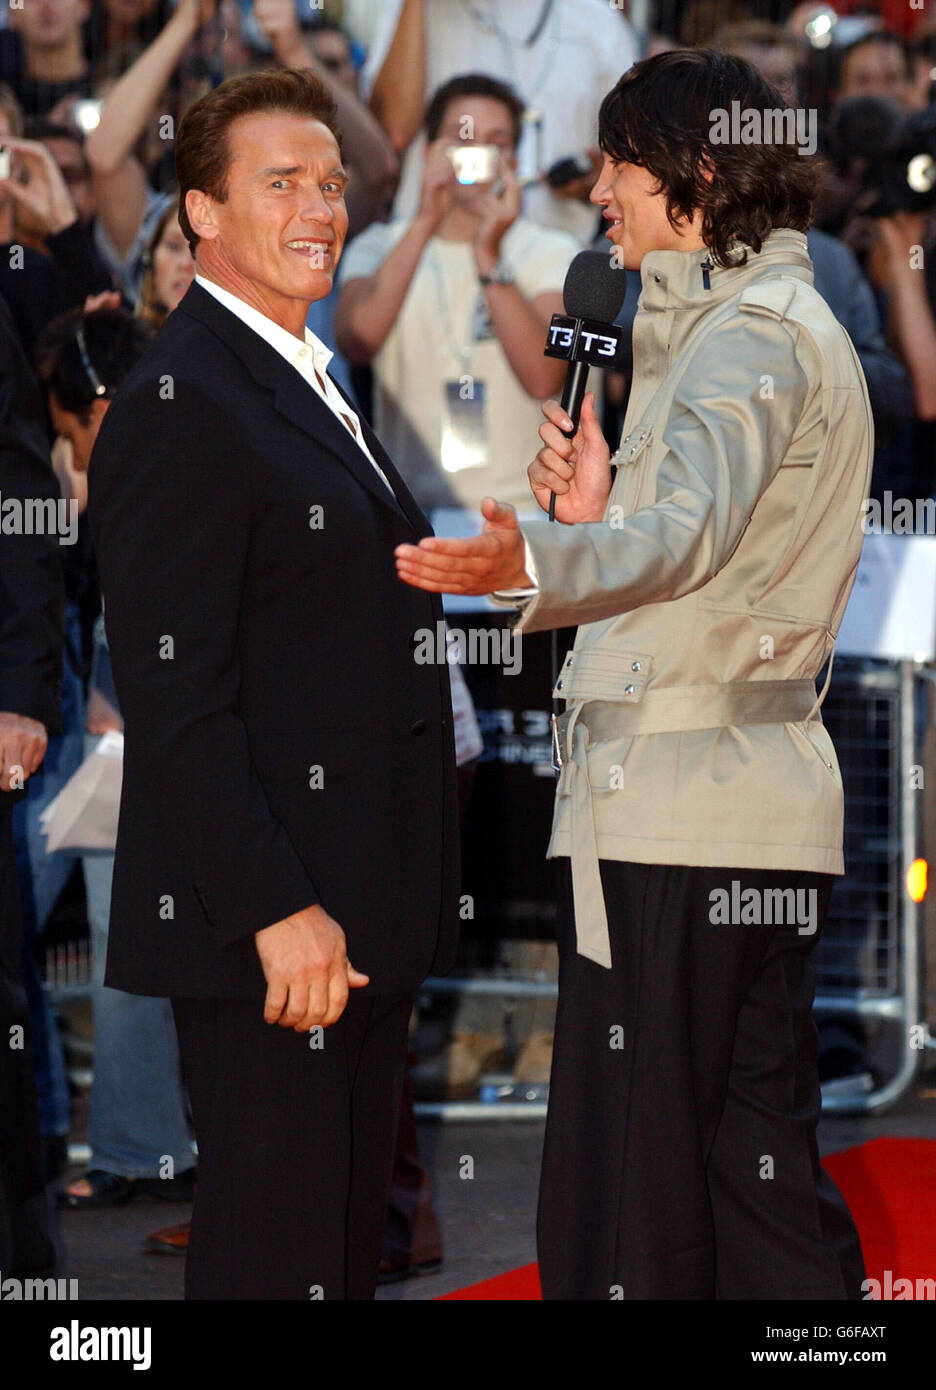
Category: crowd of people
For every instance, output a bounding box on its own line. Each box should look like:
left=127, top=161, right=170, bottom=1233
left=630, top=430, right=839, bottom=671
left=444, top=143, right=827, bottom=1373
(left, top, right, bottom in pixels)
left=1, top=0, right=935, bottom=1287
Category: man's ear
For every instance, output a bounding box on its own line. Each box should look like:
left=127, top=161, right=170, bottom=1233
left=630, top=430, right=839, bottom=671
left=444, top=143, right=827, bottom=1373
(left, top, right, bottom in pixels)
left=185, top=188, right=219, bottom=242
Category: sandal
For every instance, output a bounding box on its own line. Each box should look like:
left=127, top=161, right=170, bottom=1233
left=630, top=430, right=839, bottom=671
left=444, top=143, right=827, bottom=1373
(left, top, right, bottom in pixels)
left=60, top=1169, right=139, bottom=1209
left=60, top=1166, right=198, bottom=1209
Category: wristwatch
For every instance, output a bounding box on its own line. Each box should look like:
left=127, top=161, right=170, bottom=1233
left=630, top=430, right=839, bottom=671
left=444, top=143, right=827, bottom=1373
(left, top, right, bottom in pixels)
left=478, top=262, right=515, bottom=287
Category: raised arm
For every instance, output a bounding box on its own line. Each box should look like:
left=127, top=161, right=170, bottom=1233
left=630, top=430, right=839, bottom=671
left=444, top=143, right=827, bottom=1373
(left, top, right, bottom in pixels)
left=367, top=0, right=426, bottom=153
left=252, top=0, right=399, bottom=233
left=85, top=0, right=216, bottom=261
left=334, top=138, right=452, bottom=363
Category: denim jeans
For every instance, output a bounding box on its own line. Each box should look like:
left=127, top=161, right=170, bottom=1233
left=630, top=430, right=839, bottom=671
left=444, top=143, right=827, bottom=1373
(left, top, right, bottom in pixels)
left=82, top=733, right=195, bottom=1178
left=13, top=601, right=85, bottom=1139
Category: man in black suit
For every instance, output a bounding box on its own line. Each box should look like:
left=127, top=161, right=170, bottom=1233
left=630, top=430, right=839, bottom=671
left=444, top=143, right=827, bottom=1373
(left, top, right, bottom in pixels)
left=0, top=292, right=64, bottom=1278
left=87, top=68, right=460, bottom=1300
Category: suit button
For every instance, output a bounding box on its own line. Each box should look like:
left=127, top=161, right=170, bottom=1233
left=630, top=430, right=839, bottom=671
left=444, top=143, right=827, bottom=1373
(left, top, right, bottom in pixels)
left=410, top=719, right=427, bottom=736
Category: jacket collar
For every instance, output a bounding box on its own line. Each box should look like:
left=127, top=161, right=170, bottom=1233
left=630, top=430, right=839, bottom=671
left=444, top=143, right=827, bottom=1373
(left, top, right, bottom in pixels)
left=638, top=227, right=814, bottom=313
left=175, top=280, right=428, bottom=536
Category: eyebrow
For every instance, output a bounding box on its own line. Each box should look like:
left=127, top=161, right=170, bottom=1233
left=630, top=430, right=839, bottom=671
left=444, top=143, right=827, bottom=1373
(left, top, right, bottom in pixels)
left=257, top=164, right=349, bottom=181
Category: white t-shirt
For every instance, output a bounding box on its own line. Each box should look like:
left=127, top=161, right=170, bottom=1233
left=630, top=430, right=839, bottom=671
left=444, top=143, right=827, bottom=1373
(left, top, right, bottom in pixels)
left=339, top=215, right=579, bottom=512
left=360, top=0, right=639, bottom=245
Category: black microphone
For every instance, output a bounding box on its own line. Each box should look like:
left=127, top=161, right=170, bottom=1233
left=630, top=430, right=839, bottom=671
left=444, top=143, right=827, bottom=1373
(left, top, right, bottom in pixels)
left=541, top=250, right=629, bottom=775
left=543, top=249, right=629, bottom=521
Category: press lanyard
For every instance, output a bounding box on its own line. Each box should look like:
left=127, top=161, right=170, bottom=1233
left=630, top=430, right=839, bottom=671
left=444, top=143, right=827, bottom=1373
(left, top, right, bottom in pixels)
left=426, top=242, right=478, bottom=378
left=464, top=0, right=561, bottom=105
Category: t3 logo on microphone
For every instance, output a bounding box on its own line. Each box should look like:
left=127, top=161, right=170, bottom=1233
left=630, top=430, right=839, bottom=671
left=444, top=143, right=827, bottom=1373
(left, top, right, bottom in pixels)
left=545, top=314, right=623, bottom=366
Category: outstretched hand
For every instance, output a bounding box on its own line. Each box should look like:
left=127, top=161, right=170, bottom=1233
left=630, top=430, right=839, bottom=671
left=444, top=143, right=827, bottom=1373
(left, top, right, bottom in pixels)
left=395, top=498, right=531, bottom=595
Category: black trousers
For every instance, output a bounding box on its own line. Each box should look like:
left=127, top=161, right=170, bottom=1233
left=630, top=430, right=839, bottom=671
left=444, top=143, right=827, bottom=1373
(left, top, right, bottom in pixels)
left=171, top=989, right=413, bottom=1299
left=537, top=860, right=867, bottom=1300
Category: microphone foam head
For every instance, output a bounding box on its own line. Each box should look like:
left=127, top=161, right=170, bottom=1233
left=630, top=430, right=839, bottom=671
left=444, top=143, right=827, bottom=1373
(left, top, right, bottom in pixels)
left=563, top=249, right=630, bottom=323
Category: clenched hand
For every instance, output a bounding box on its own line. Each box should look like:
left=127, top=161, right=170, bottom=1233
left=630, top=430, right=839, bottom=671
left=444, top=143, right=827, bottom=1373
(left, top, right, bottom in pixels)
left=255, top=903, right=369, bottom=1031
left=0, top=712, right=47, bottom=791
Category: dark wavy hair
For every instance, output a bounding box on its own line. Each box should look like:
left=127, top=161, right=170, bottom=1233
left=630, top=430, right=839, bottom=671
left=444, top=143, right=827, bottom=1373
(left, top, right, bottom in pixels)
left=598, top=48, right=819, bottom=267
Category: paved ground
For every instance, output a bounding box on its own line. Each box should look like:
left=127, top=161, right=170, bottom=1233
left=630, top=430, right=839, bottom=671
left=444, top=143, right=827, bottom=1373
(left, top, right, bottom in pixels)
left=54, top=1064, right=936, bottom=1302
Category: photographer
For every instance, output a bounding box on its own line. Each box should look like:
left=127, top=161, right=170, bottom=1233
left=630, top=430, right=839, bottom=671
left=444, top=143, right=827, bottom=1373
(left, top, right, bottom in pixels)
left=336, top=73, right=578, bottom=513
left=824, top=92, right=936, bottom=498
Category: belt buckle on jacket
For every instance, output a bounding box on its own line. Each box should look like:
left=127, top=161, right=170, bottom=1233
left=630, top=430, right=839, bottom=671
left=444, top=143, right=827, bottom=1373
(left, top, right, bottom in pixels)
left=550, top=711, right=563, bottom=773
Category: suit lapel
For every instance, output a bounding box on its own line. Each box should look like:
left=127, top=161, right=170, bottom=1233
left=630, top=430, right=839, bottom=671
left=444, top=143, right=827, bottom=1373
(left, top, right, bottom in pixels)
left=177, top=283, right=419, bottom=532
left=329, top=376, right=433, bottom=540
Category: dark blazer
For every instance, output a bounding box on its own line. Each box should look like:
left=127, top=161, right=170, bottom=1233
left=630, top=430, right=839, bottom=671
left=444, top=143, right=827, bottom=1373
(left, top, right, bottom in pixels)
left=0, top=294, right=64, bottom=735
left=88, top=280, right=460, bottom=998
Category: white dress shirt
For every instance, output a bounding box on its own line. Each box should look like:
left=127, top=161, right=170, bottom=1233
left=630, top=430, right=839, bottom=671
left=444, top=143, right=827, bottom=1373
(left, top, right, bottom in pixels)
left=194, top=274, right=396, bottom=497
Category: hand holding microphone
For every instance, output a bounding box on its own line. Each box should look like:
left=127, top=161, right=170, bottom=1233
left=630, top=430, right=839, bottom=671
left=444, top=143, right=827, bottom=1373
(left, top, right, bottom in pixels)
left=540, top=248, right=629, bottom=521
left=530, top=390, right=611, bottom=523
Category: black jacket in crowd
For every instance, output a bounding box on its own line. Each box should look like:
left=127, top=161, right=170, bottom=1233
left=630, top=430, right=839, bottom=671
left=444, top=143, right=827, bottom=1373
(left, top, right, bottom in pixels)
left=0, top=293, right=64, bottom=734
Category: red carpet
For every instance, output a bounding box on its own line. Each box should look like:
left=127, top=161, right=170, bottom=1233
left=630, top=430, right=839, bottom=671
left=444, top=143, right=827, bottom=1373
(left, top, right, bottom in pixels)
left=440, top=1137, right=935, bottom=1300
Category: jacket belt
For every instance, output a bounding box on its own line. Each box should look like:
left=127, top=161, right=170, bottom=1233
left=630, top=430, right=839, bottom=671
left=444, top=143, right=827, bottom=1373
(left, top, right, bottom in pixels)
left=554, top=678, right=823, bottom=970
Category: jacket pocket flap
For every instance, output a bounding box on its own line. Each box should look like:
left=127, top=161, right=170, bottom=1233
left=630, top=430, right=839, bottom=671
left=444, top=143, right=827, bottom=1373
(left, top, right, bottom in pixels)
left=553, top=647, right=653, bottom=702
left=612, top=425, right=653, bottom=468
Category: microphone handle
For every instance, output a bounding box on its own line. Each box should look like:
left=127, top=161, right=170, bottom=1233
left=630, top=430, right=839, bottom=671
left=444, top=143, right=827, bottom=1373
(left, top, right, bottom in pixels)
left=548, top=359, right=591, bottom=522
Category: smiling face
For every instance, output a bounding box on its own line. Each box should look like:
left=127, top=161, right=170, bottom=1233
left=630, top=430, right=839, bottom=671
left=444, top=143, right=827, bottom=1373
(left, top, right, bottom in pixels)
left=590, top=156, right=706, bottom=270
left=185, top=110, right=349, bottom=335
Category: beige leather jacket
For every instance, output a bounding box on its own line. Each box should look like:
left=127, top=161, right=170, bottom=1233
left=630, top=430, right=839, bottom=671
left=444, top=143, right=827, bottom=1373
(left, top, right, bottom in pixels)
left=495, top=228, right=874, bottom=968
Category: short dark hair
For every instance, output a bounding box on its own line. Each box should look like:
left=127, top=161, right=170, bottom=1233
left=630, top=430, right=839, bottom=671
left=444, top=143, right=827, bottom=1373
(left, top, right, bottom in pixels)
left=424, top=73, right=525, bottom=148
left=710, top=19, right=796, bottom=56
left=175, top=67, right=342, bottom=256
left=836, top=30, right=909, bottom=88
left=597, top=48, right=818, bottom=268
left=36, top=307, right=152, bottom=425
left=304, top=16, right=348, bottom=39
left=23, top=118, right=86, bottom=148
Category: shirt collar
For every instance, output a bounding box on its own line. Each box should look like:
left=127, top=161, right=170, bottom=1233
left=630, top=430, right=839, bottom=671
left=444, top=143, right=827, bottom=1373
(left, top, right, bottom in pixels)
left=194, top=274, right=334, bottom=373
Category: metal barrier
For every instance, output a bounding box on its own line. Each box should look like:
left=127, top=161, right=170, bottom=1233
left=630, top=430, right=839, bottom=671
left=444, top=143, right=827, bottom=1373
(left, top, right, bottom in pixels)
left=46, top=656, right=928, bottom=1124
left=812, top=657, right=926, bottom=1114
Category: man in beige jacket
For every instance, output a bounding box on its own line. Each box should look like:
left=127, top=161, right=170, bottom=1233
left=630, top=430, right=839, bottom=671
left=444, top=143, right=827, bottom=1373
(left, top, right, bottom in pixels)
left=396, top=49, right=871, bottom=1299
